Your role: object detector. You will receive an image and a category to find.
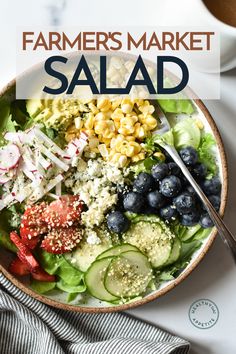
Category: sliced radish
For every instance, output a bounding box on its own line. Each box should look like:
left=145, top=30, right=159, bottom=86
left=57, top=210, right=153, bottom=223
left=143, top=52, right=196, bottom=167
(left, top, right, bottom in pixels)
left=40, top=145, right=69, bottom=172
left=0, top=173, right=11, bottom=184
left=38, top=154, right=52, bottom=170
left=33, top=127, right=67, bottom=158
left=55, top=181, right=62, bottom=196
left=0, top=144, right=21, bottom=171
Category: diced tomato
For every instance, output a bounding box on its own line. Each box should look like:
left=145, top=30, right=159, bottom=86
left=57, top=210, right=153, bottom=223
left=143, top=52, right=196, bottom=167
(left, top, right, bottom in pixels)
left=31, top=268, right=56, bottom=282
left=41, top=227, right=82, bottom=254
left=42, top=195, right=83, bottom=228
left=8, top=256, right=30, bottom=276
left=21, top=202, right=48, bottom=231
left=10, top=232, right=39, bottom=271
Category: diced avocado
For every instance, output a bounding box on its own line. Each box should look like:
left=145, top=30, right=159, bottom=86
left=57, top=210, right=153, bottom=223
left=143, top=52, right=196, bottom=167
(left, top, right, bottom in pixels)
left=26, top=99, right=44, bottom=118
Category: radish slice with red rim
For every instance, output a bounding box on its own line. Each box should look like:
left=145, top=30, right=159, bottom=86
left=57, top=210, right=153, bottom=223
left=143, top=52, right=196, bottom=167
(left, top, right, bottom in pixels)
left=0, top=144, right=21, bottom=171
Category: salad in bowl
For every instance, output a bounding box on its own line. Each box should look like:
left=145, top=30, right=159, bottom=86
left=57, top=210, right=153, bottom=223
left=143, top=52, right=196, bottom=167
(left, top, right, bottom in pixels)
left=0, top=90, right=226, bottom=310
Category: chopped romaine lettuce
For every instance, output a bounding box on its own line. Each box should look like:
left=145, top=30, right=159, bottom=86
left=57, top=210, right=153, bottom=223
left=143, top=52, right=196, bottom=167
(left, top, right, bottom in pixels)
left=56, top=279, right=86, bottom=294
left=37, top=250, right=86, bottom=299
left=158, top=239, right=202, bottom=281
left=157, top=99, right=195, bottom=115
left=198, top=133, right=217, bottom=178
left=0, top=229, right=17, bottom=253
left=172, top=118, right=201, bottom=149
left=31, top=280, right=56, bottom=294
left=57, top=258, right=84, bottom=286
left=129, top=156, right=158, bottom=174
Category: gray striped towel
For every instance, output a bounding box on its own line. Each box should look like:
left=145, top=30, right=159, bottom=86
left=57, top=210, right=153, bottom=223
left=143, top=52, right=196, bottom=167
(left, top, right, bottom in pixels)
left=0, top=273, right=190, bottom=354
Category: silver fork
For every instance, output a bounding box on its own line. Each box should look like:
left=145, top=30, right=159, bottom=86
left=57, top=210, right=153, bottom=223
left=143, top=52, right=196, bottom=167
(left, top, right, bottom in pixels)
left=154, top=104, right=236, bottom=262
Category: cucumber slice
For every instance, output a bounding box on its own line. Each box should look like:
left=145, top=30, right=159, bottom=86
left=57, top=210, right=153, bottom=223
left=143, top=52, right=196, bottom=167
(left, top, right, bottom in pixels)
left=85, top=257, right=119, bottom=302
left=97, top=243, right=139, bottom=260
left=123, top=221, right=173, bottom=268
left=165, top=238, right=181, bottom=265
left=181, top=225, right=201, bottom=241
left=104, top=250, right=153, bottom=298
left=64, top=236, right=112, bottom=272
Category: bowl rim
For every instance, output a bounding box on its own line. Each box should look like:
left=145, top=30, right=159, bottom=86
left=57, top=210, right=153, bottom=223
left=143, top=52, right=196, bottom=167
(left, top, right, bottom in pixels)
left=0, top=78, right=228, bottom=313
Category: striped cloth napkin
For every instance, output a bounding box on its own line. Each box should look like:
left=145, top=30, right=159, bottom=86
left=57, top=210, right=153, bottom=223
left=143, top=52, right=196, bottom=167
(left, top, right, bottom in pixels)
left=0, top=273, right=190, bottom=354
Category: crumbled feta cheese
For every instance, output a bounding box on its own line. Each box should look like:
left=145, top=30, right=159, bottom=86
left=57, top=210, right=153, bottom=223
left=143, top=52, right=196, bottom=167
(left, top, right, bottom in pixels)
left=65, top=158, right=125, bottom=228
left=86, top=230, right=101, bottom=245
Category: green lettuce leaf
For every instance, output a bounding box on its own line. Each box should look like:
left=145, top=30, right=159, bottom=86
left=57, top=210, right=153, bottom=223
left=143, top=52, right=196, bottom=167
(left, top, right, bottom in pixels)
left=157, top=99, right=195, bottom=115
left=172, top=118, right=201, bottom=149
left=158, top=239, right=202, bottom=281
left=0, top=228, right=17, bottom=253
left=31, top=280, right=56, bottom=294
left=56, top=279, right=86, bottom=294
left=198, top=133, right=217, bottom=178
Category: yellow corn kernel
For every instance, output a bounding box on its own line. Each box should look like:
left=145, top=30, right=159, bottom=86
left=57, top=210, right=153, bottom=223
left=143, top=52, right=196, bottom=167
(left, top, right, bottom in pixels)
left=134, top=123, right=147, bottom=139
left=97, top=97, right=111, bottom=110
left=94, top=120, right=115, bottom=135
left=118, top=155, right=128, bottom=167
left=101, top=136, right=112, bottom=146
left=88, top=102, right=99, bottom=114
left=114, top=120, right=120, bottom=130
left=121, top=144, right=135, bottom=157
left=84, top=113, right=94, bottom=130
left=103, top=129, right=115, bottom=139
left=111, top=98, right=122, bottom=110
left=89, top=137, right=99, bottom=149
left=125, top=135, right=135, bottom=142
left=98, top=144, right=109, bottom=158
left=139, top=100, right=155, bottom=116
left=84, top=129, right=95, bottom=137
left=131, top=152, right=145, bottom=162
left=74, top=117, right=83, bottom=130
left=90, top=147, right=99, bottom=154
left=134, top=99, right=144, bottom=107
left=144, top=116, right=158, bottom=130
left=110, top=152, right=122, bottom=164
left=65, top=132, right=76, bottom=142
left=129, top=141, right=141, bottom=154
left=153, top=152, right=166, bottom=162
left=121, top=98, right=133, bottom=114
left=95, top=112, right=106, bottom=121
left=111, top=108, right=124, bottom=120
left=195, top=118, right=204, bottom=129
left=118, top=126, right=135, bottom=136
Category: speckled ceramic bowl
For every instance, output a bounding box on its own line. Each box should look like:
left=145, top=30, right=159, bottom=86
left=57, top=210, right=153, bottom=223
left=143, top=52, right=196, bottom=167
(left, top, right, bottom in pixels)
left=0, top=72, right=228, bottom=313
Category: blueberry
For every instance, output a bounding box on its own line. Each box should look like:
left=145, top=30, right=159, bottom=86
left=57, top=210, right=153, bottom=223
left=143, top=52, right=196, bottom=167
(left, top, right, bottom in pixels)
left=147, top=190, right=167, bottom=209
left=160, top=175, right=182, bottom=198
left=123, top=192, right=145, bottom=213
left=192, top=163, right=207, bottom=179
left=173, top=192, right=196, bottom=214
left=151, top=163, right=169, bottom=181
left=181, top=210, right=200, bottom=226
left=168, top=162, right=181, bottom=176
left=203, top=195, right=221, bottom=211
left=185, top=185, right=196, bottom=196
left=179, top=146, right=198, bottom=166
left=199, top=213, right=214, bottom=228
left=133, top=172, right=155, bottom=193
left=202, top=177, right=221, bottom=196
left=160, top=205, right=178, bottom=221
left=142, top=206, right=158, bottom=215
left=107, top=211, right=130, bottom=234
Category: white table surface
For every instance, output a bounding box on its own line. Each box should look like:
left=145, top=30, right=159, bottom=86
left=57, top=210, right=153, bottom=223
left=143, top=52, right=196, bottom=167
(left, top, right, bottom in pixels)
left=0, top=1, right=236, bottom=353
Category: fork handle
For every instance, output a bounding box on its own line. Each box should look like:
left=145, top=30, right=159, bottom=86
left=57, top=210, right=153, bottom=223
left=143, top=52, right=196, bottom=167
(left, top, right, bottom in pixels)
left=163, top=143, right=236, bottom=263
